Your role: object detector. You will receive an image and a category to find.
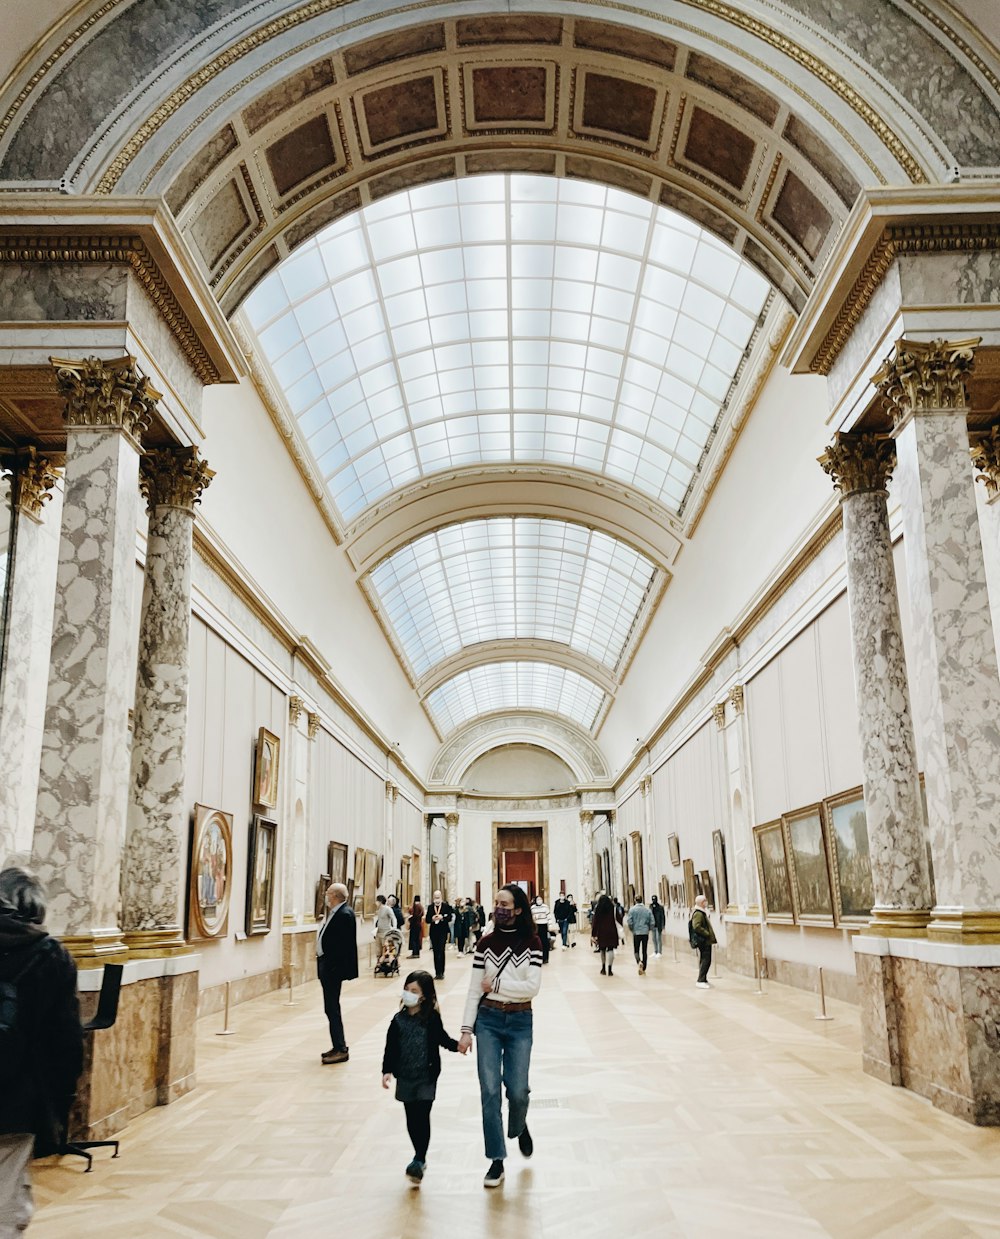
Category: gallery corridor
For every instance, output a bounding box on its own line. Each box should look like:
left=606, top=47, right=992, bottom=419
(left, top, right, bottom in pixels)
left=29, top=939, right=1000, bottom=1239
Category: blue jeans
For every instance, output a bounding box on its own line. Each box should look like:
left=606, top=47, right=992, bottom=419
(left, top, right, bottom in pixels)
left=558, top=919, right=569, bottom=946
left=474, top=1005, right=533, bottom=1160
left=651, top=927, right=662, bottom=955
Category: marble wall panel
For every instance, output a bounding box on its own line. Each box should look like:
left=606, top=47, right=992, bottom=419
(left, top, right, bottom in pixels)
left=158, top=972, right=198, bottom=1105
left=685, top=52, right=780, bottom=125
left=243, top=61, right=336, bottom=134
left=457, top=15, right=563, bottom=45
left=265, top=115, right=337, bottom=197
left=724, top=920, right=762, bottom=978
left=344, top=23, right=445, bottom=75
left=361, top=76, right=440, bottom=148
left=368, top=156, right=456, bottom=202
left=190, top=178, right=251, bottom=269
left=855, top=950, right=901, bottom=1085
left=471, top=66, right=548, bottom=124
left=0, top=263, right=127, bottom=322
left=960, top=966, right=1000, bottom=1125
left=165, top=124, right=239, bottom=214
left=659, top=185, right=739, bottom=244
left=580, top=73, right=657, bottom=143
left=771, top=171, right=833, bottom=259
left=782, top=114, right=860, bottom=206
left=125, top=277, right=204, bottom=419
left=466, top=151, right=556, bottom=176
left=573, top=20, right=677, bottom=70
left=197, top=966, right=284, bottom=1018
left=566, top=156, right=652, bottom=197
left=897, top=251, right=1000, bottom=306
left=892, top=956, right=974, bottom=1118
left=828, top=262, right=902, bottom=411
left=684, top=107, right=755, bottom=189
left=284, top=190, right=362, bottom=252
left=767, top=955, right=859, bottom=1005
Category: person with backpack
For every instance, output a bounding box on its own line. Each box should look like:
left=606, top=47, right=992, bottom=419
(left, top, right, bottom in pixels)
left=649, top=894, right=666, bottom=957
left=0, top=867, right=84, bottom=1236
left=690, top=894, right=717, bottom=987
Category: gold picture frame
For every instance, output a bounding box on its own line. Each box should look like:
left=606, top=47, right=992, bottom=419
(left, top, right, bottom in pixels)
left=667, top=833, right=681, bottom=867
left=753, top=820, right=795, bottom=924
left=327, top=841, right=348, bottom=888
left=683, top=858, right=696, bottom=908
left=784, top=803, right=835, bottom=926
left=712, top=829, right=730, bottom=914
left=825, top=787, right=874, bottom=925
left=252, top=727, right=280, bottom=808
left=245, top=816, right=277, bottom=935
left=188, top=804, right=234, bottom=940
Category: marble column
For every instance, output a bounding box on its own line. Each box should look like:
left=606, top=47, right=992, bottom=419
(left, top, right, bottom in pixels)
left=445, top=812, right=458, bottom=902
left=384, top=780, right=397, bottom=896
left=579, top=810, right=595, bottom=903
left=282, top=696, right=305, bottom=925
left=120, top=446, right=213, bottom=955
left=819, top=432, right=931, bottom=936
left=32, top=356, right=156, bottom=962
left=609, top=811, right=623, bottom=900
left=0, top=449, right=62, bottom=865
left=876, top=338, right=1000, bottom=943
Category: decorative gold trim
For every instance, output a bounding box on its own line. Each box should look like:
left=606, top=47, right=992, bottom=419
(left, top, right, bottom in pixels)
left=810, top=223, right=1000, bottom=375
left=712, top=701, right=727, bottom=729
left=51, top=354, right=158, bottom=446
left=819, top=432, right=896, bottom=498
left=727, top=684, right=744, bottom=714
left=8, top=446, right=62, bottom=521
left=873, top=336, right=980, bottom=424
left=140, top=446, right=214, bottom=513
left=288, top=694, right=305, bottom=725
left=0, top=237, right=224, bottom=386
left=59, top=932, right=128, bottom=967
left=926, top=909, right=1000, bottom=945
left=122, top=928, right=193, bottom=958
left=307, top=711, right=321, bottom=739
left=861, top=907, right=930, bottom=939
left=970, top=424, right=1000, bottom=498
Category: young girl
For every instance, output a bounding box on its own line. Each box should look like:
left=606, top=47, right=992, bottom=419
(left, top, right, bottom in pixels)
left=381, top=970, right=463, bottom=1184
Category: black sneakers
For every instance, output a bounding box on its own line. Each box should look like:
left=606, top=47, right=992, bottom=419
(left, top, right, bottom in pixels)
left=518, top=1126, right=533, bottom=1158
left=405, top=1159, right=424, bottom=1184
left=483, top=1159, right=505, bottom=1188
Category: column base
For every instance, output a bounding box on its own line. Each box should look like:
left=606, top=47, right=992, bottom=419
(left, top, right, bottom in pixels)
left=855, top=938, right=1000, bottom=1125
left=862, top=907, right=931, bottom=938
left=61, top=930, right=128, bottom=968
left=122, top=928, right=193, bottom=958
left=927, top=909, right=1000, bottom=945
left=282, top=914, right=297, bottom=927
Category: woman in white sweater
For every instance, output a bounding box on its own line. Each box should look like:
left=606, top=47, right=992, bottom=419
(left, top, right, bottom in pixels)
left=459, top=884, right=543, bottom=1188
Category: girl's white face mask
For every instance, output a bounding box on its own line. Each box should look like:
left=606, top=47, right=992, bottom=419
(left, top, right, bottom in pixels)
left=401, top=990, right=421, bottom=1008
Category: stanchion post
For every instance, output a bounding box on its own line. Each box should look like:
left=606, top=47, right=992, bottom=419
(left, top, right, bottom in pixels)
left=285, top=965, right=298, bottom=1007
left=671, top=933, right=677, bottom=962
left=216, top=980, right=235, bottom=1035
left=753, top=952, right=764, bottom=996
left=815, top=966, right=833, bottom=1021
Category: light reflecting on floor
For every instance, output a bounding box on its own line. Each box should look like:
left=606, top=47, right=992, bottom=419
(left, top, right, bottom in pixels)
left=31, top=936, right=1000, bottom=1238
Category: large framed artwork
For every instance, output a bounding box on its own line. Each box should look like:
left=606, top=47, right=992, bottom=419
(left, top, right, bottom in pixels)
left=826, top=788, right=874, bottom=925
left=353, top=847, right=366, bottom=904
left=700, top=870, right=715, bottom=910
left=667, top=834, right=681, bottom=867
left=753, top=820, right=795, bottom=924
left=785, top=804, right=835, bottom=926
left=327, top=841, right=348, bottom=888
left=363, top=848, right=378, bottom=916
left=253, top=727, right=280, bottom=809
left=712, top=829, right=730, bottom=914
left=246, top=816, right=277, bottom=935
left=189, top=805, right=234, bottom=940
left=683, top=858, right=696, bottom=908
left=314, top=874, right=330, bottom=921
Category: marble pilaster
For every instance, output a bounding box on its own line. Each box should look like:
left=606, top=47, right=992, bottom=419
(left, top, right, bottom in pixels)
left=383, top=780, right=397, bottom=899
left=281, top=696, right=305, bottom=925
left=121, top=446, right=213, bottom=955
left=877, top=339, right=1000, bottom=942
left=579, top=810, right=595, bottom=903
left=719, top=685, right=757, bottom=915
left=819, top=432, right=931, bottom=935
left=0, top=449, right=62, bottom=865
left=971, top=427, right=1000, bottom=646
left=32, top=356, right=155, bottom=962
left=445, top=812, right=458, bottom=902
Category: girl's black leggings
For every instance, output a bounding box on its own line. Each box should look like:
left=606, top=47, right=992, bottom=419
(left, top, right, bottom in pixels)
left=404, top=1100, right=433, bottom=1160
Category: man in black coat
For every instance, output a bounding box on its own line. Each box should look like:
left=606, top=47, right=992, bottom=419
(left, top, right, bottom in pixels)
left=0, top=868, right=83, bottom=1235
left=426, top=890, right=453, bottom=980
left=316, top=882, right=358, bottom=1064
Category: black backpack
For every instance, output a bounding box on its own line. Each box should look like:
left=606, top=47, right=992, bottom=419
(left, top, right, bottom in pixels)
left=687, top=917, right=700, bottom=950
left=0, top=944, right=45, bottom=1083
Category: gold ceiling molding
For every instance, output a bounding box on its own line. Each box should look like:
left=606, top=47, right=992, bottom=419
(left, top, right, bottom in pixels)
left=76, top=0, right=927, bottom=198
left=0, top=235, right=223, bottom=385
left=809, top=220, right=1000, bottom=375
left=907, top=0, right=1000, bottom=100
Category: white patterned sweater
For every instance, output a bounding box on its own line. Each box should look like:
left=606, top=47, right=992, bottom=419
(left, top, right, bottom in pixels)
left=461, top=929, right=543, bottom=1033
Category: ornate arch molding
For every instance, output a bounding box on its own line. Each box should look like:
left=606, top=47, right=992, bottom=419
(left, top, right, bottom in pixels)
left=414, top=642, right=620, bottom=699
left=429, top=711, right=611, bottom=785
left=3, top=6, right=993, bottom=316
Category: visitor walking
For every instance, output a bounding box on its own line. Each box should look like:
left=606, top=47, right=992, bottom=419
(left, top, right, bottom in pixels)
left=553, top=892, right=577, bottom=948
left=590, top=893, right=622, bottom=976
left=374, top=894, right=395, bottom=958
left=649, top=894, right=665, bottom=957
left=381, top=970, right=466, bottom=1185
left=626, top=895, right=654, bottom=974
left=459, top=885, right=542, bottom=1188
left=427, top=890, right=453, bottom=980
left=691, top=894, right=717, bottom=987
left=406, top=896, right=424, bottom=958
left=387, top=893, right=405, bottom=928
left=531, top=895, right=552, bottom=964
left=316, top=881, right=358, bottom=1064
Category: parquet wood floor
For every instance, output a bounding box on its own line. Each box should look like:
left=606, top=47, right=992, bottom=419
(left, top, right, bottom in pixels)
left=30, top=939, right=1000, bottom=1238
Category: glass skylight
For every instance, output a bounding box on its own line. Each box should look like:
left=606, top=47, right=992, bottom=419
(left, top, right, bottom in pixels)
left=368, top=517, right=656, bottom=679
left=425, top=661, right=606, bottom=735
left=243, top=174, right=770, bottom=522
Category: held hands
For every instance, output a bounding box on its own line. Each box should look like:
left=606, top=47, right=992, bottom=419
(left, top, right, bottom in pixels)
left=382, top=1073, right=392, bottom=1089
left=458, top=1033, right=473, bottom=1054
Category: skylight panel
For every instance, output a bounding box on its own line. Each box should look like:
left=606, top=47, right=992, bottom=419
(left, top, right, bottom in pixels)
left=425, top=660, right=607, bottom=734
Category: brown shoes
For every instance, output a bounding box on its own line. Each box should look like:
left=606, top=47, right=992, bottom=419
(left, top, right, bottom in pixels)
left=321, top=1049, right=349, bottom=1064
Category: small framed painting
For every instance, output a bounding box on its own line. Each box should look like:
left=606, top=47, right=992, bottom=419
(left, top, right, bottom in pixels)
left=253, top=727, right=280, bottom=808
left=314, top=874, right=331, bottom=921
left=683, top=858, right=696, bottom=908
left=246, top=816, right=277, bottom=935
left=785, top=804, right=835, bottom=926
left=712, top=829, right=730, bottom=914
left=753, top=820, right=795, bottom=924
left=327, top=841, right=348, bottom=887
left=667, top=834, right=681, bottom=867
left=189, top=805, right=234, bottom=940
left=700, top=869, right=715, bottom=910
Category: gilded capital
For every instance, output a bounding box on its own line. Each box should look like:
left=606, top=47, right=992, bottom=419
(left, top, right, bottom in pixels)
left=713, top=701, right=727, bottom=730
left=728, top=684, right=745, bottom=714
left=139, top=447, right=214, bottom=514
left=871, top=337, right=980, bottom=424
left=580, top=809, right=594, bottom=826
left=445, top=812, right=459, bottom=828
left=9, top=446, right=62, bottom=521
left=288, top=695, right=305, bottom=725
left=307, top=711, right=321, bottom=740
left=971, top=425, right=1000, bottom=500
left=51, top=355, right=160, bottom=445
left=385, top=780, right=398, bottom=802
left=819, top=432, right=896, bottom=498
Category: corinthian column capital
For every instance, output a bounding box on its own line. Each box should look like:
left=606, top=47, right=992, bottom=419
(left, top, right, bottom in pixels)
left=139, top=447, right=214, bottom=514
left=445, top=812, right=459, bottom=828
left=51, top=355, right=160, bottom=446
left=579, top=809, right=594, bottom=827
left=971, top=425, right=1000, bottom=500
left=819, top=432, right=896, bottom=498
left=871, top=337, right=980, bottom=424
left=8, top=446, right=62, bottom=522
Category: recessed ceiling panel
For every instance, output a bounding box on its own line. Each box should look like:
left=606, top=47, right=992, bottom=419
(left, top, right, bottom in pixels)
left=243, top=173, right=769, bottom=522
left=425, top=661, right=606, bottom=735
left=368, top=516, right=656, bottom=678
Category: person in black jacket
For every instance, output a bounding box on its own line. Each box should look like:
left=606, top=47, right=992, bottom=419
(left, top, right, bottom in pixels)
left=0, top=868, right=83, bottom=1236
left=426, top=890, right=453, bottom=980
left=381, top=970, right=466, bottom=1184
left=316, top=882, right=358, bottom=1064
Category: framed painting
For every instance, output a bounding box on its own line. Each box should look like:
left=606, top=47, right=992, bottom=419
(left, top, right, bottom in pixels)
left=327, top=841, right=348, bottom=888
left=630, top=832, right=644, bottom=900
left=753, top=821, right=795, bottom=924
left=693, top=871, right=704, bottom=899
left=626, top=882, right=636, bottom=909
left=667, top=833, right=681, bottom=867
left=683, top=858, right=696, bottom=908
left=595, top=851, right=604, bottom=891
left=363, top=848, right=378, bottom=916
left=785, top=804, right=835, bottom=926
left=700, top=870, right=715, bottom=910
left=189, top=805, right=234, bottom=940
left=826, top=788, right=874, bottom=925
left=253, top=727, right=280, bottom=808
left=353, top=847, right=366, bottom=902
left=314, top=874, right=330, bottom=921
left=712, top=829, right=730, bottom=913
left=246, top=816, right=277, bottom=935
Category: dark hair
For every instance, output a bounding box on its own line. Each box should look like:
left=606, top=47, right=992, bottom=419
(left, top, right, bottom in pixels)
left=402, top=969, right=439, bottom=1019
left=594, top=893, right=613, bottom=917
left=376, top=894, right=386, bottom=905
left=499, top=884, right=536, bottom=941
left=0, top=868, right=46, bottom=924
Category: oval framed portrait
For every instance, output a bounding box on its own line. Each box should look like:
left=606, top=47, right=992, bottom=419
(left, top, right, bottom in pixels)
left=189, top=805, right=234, bottom=939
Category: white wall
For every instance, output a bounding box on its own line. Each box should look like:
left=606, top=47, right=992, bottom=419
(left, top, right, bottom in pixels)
left=463, top=745, right=576, bottom=793
left=458, top=804, right=581, bottom=906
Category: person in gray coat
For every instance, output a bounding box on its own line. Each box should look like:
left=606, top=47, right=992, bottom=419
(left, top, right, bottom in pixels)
left=626, top=896, right=654, bottom=974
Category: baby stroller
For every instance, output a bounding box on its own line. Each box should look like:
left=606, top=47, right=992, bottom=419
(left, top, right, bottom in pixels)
left=375, top=928, right=403, bottom=978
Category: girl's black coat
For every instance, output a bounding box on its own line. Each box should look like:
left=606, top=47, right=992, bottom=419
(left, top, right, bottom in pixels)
left=382, top=1009, right=458, bottom=1081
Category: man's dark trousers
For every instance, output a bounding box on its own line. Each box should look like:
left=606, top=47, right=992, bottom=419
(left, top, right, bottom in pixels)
left=697, top=942, right=712, bottom=984
left=634, top=933, right=649, bottom=969
left=319, top=958, right=346, bottom=1051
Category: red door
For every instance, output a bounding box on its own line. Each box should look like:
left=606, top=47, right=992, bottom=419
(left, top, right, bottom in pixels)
left=503, top=850, right=537, bottom=899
